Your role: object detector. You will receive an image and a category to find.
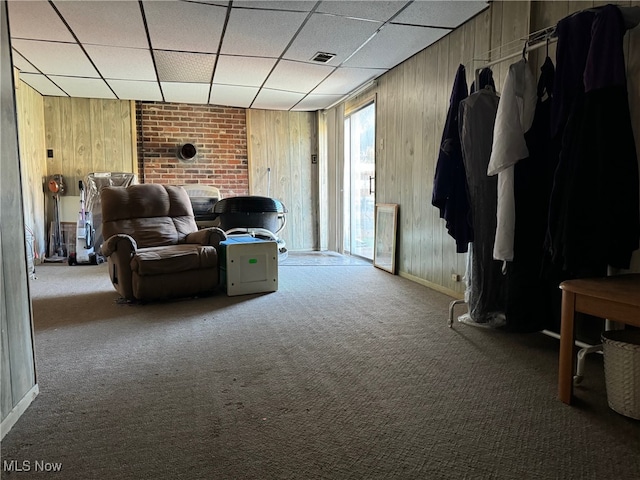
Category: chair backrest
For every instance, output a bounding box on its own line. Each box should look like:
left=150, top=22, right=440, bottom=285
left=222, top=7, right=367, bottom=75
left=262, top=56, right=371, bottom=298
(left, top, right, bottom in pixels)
left=101, top=184, right=198, bottom=248
left=181, top=184, right=222, bottom=216
left=181, top=184, right=222, bottom=200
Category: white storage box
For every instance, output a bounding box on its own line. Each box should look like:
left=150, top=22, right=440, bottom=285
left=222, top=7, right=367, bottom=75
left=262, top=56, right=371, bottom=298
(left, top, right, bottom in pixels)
left=219, top=236, right=278, bottom=296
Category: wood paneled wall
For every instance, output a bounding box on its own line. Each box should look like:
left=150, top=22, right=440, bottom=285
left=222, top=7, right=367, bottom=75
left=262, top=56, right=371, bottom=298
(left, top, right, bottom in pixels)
left=43, top=97, right=137, bottom=197
left=247, top=109, right=318, bottom=251
left=15, top=74, right=47, bottom=262
left=326, top=0, right=640, bottom=297
left=41, top=97, right=137, bottom=251
left=364, top=2, right=531, bottom=296
left=1, top=0, right=37, bottom=439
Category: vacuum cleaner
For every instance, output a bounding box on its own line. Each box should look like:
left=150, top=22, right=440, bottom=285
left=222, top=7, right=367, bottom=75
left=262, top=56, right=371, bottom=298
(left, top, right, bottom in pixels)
left=45, top=174, right=66, bottom=262
left=68, top=180, right=102, bottom=265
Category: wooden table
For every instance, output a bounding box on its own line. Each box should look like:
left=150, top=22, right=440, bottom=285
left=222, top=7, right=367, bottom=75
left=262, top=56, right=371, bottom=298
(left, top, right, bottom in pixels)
left=559, top=274, right=640, bottom=404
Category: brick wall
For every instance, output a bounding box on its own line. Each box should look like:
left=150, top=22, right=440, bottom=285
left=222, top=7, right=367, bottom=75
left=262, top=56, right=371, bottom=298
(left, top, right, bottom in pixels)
left=136, top=101, right=249, bottom=197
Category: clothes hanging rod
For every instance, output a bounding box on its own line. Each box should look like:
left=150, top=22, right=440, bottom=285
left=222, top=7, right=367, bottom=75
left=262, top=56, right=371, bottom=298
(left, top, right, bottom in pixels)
left=473, top=4, right=639, bottom=74
left=476, top=35, right=557, bottom=72
left=467, top=24, right=556, bottom=68
left=471, top=35, right=557, bottom=90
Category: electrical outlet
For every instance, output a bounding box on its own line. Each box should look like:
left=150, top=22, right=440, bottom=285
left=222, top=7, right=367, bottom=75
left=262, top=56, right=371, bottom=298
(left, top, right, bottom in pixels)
left=451, top=274, right=461, bottom=282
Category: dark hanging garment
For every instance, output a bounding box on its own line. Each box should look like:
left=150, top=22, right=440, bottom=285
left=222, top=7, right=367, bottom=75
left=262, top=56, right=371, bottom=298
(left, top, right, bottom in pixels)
left=545, top=10, right=596, bottom=270
left=506, top=57, right=558, bottom=332
left=562, top=5, right=639, bottom=273
left=550, top=9, right=596, bottom=140
left=470, top=67, right=496, bottom=94
left=459, top=85, right=505, bottom=325
left=432, top=65, right=471, bottom=253
left=547, top=5, right=639, bottom=276
left=583, top=6, right=628, bottom=92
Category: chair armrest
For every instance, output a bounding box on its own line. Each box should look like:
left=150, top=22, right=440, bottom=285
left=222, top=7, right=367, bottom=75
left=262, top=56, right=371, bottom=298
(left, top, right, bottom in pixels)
left=100, top=234, right=137, bottom=300
left=185, top=227, right=227, bottom=248
left=101, top=234, right=138, bottom=257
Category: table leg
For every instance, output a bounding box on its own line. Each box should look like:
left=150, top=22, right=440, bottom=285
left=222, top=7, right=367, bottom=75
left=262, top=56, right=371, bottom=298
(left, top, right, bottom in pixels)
left=559, top=290, right=576, bottom=404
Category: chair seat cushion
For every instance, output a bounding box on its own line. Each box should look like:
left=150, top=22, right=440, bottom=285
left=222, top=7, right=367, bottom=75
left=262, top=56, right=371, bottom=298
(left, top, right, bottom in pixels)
left=130, top=244, right=218, bottom=276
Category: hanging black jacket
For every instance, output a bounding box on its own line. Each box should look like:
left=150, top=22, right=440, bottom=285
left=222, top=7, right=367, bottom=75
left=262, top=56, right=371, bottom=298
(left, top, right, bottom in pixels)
left=432, top=64, right=472, bottom=253
left=548, top=5, right=640, bottom=275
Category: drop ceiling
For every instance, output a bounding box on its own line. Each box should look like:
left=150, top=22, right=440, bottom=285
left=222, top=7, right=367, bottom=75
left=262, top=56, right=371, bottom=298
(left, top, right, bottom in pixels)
left=8, top=0, right=489, bottom=111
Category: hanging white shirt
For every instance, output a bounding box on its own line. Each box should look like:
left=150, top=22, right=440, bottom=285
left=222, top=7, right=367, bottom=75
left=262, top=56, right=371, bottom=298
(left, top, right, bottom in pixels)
left=487, top=59, right=537, bottom=263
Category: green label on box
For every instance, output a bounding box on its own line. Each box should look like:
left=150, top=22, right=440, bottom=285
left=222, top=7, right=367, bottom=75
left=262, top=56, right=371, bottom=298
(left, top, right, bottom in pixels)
left=249, top=258, right=257, bottom=264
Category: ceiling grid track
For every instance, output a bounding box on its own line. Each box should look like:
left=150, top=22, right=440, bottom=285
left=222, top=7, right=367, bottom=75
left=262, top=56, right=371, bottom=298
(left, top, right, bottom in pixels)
left=47, top=0, right=119, bottom=99
left=8, top=1, right=490, bottom=110
left=207, top=0, right=234, bottom=104
left=138, top=0, right=165, bottom=103
left=248, top=0, right=323, bottom=110
left=290, top=0, right=416, bottom=111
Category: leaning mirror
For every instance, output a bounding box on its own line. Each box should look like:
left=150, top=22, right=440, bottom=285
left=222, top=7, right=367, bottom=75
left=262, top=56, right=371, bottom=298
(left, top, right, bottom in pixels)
left=373, top=203, right=398, bottom=274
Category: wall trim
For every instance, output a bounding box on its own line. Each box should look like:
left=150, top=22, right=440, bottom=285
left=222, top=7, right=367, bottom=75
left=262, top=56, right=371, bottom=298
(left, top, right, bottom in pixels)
left=398, top=270, right=464, bottom=300
left=0, top=384, right=39, bottom=441
left=344, top=91, right=376, bottom=117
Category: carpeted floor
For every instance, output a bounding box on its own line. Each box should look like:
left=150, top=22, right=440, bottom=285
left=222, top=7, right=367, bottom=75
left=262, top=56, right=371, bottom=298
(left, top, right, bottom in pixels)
left=280, top=251, right=371, bottom=266
left=1, top=255, right=639, bottom=479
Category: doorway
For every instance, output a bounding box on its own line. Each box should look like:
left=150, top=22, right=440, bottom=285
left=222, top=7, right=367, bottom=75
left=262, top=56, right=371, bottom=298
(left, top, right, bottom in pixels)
left=343, top=102, right=375, bottom=260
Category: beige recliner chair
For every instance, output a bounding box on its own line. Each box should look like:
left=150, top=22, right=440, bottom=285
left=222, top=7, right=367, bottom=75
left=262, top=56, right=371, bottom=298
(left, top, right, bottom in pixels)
left=100, top=184, right=226, bottom=301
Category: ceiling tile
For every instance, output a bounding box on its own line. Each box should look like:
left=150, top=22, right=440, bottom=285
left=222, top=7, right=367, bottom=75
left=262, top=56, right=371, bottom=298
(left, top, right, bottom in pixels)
left=155, top=51, right=216, bottom=83
left=292, top=93, right=345, bottom=111
left=209, top=84, right=259, bottom=108
left=18, top=73, right=68, bottom=97
left=393, top=1, right=489, bottom=28
left=264, top=60, right=333, bottom=93
left=214, top=56, right=277, bottom=87
left=233, top=1, right=315, bottom=12
left=143, top=1, right=227, bottom=54
left=54, top=0, right=148, bottom=48
left=12, top=50, right=38, bottom=74
left=161, top=82, right=210, bottom=104
left=316, top=1, right=404, bottom=22
left=8, top=0, right=488, bottom=110
left=11, top=39, right=100, bottom=78
left=284, top=13, right=381, bottom=65
left=7, top=1, right=74, bottom=42
left=251, top=89, right=305, bottom=110
left=48, top=76, right=116, bottom=99
left=313, top=67, right=385, bottom=95
left=221, top=8, right=308, bottom=57
left=85, top=45, right=156, bottom=81
left=344, top=24, right=448, bottom=69
left=107, top=80, right=163, bottom=102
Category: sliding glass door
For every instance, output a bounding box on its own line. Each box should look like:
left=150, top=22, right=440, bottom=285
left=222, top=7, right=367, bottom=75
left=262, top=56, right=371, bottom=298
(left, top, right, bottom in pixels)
left=343, top=102, right=375, bottom=260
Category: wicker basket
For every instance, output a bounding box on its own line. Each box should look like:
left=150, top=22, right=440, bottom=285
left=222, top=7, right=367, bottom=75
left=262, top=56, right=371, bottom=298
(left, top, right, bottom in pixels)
left=601, top=330, right=640, bottom=420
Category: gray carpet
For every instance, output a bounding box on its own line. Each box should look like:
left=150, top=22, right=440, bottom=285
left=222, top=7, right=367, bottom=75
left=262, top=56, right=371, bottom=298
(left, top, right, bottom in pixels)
left=1, top=256, right=639, bottom=479
left=280, top=251, right=371, bottom=266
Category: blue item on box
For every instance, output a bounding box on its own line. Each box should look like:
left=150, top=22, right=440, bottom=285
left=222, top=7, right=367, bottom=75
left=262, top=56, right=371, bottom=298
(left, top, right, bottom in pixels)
left=220, top=235, right=267, bottom=246
left=219, top=235, right=278, bottom=296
